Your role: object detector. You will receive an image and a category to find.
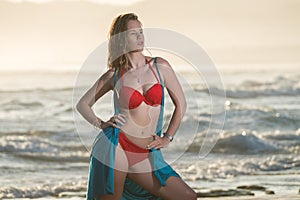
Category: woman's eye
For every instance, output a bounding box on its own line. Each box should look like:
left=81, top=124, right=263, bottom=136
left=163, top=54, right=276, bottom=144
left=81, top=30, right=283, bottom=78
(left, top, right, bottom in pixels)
left=129, top=31, right=143, bottom=36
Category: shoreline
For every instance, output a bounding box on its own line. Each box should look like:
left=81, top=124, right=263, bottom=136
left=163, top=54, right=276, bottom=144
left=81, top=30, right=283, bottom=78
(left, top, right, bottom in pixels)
left=198, top=194, right=300, bottom=200
left=193, top=182, right=300, bottom=199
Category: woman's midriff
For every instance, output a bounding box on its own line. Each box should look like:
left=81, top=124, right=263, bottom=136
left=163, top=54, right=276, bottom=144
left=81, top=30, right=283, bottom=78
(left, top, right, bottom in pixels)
left=119, top=105, right=160, bottom=149
left=122, top=133, right=153, bottom=149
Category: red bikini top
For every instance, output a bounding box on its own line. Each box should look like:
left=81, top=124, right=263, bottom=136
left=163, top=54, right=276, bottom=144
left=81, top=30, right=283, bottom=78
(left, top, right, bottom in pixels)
left=119, top=58, right=163, bottom=110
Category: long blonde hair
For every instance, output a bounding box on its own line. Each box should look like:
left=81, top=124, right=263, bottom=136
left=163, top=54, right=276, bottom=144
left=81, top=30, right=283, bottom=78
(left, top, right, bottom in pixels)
left=107, top=13, right=142, bottom=75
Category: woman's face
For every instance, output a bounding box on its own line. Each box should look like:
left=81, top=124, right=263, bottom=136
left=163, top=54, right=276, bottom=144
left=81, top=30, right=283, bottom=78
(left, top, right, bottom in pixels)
left=125, top=20, right=144, bottom=52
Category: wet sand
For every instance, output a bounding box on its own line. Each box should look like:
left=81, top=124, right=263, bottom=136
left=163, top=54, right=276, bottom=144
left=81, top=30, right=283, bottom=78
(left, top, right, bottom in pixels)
left=199, top=194, right=300, bottom=199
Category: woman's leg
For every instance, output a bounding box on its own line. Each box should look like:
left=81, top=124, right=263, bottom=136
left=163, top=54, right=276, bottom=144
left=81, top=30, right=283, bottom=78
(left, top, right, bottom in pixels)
left=127, top=159, right=197, bottom=200
left=98, top=143, right=129, bottom=200
left=160, top=176, right=197, bottom=200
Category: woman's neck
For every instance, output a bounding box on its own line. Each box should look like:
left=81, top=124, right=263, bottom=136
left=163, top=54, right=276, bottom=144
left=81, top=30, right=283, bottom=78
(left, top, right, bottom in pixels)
left=127, top=52, right=146, bottom=70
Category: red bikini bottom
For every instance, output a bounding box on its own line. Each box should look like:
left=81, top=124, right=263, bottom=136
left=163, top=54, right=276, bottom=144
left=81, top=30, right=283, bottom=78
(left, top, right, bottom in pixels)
left=118, top=131, right=150, bottom=167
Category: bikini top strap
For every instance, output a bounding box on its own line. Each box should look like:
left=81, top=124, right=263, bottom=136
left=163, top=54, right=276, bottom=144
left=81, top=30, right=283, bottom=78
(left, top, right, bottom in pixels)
left=154, top=57, right=164, bottom=87
left=113, top=68, right=119, bottom=115
left=147, top=58, right=160, bottom=83
left=154, top=56, right=164, bottom=136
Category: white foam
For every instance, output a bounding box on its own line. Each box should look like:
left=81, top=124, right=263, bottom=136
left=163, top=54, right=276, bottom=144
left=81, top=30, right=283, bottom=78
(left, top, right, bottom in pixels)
left=0, top=181, right=87, bottom=199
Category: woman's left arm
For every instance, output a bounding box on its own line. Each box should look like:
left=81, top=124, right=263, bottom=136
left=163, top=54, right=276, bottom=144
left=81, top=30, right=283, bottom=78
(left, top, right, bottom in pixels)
left=148, top=57, right=187, bottom=149
left=161, top=57, right=187, bottom=137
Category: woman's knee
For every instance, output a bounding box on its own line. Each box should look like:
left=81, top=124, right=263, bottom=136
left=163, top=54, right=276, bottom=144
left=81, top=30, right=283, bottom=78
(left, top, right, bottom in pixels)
left=98, top=193, right=122, bottom=200
left=160, top=186, right=197, bottom=200
left=184, top=189, right=197, bottom=200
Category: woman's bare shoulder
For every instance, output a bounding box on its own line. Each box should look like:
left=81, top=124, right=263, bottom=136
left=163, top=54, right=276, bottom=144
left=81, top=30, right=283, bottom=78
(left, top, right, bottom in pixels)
left=152, top=57, right=174, bottom=84
left=155, top=57, right=174, bottom=73
left=155, top=57, right=173, bottom=68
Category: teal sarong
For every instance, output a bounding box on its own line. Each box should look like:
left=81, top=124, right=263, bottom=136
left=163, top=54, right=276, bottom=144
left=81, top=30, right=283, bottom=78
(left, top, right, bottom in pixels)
left=86, top=57, right=181, bottom=200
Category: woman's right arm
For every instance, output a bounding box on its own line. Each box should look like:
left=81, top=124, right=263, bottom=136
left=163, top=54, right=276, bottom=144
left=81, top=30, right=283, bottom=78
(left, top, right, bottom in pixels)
left=75, top=69, right=115, bottom=129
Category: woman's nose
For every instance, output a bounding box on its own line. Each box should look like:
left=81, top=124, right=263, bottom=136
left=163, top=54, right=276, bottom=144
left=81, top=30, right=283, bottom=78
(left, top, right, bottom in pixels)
left=137, top=33, right=143, bottom=39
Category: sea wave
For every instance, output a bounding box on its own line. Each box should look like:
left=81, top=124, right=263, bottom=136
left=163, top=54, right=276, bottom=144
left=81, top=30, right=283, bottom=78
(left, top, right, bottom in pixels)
left=179, top=154, right=300, bottom=181
left=0, top=181, right=86, bottom=199
left=188, top=131, right=300, bottom=155
left=0, top=130, right=58, bottom=137
left=212, top=132, right=285, bottom=154
left=2, top=99, right=44, bottom=108
left=223, top=103, right=300, bottom=132
left=0, top=135, right=89, bottom=162
left=196, top=75, right=300, bottom=98
left=0, top=86, right=75, bottom=93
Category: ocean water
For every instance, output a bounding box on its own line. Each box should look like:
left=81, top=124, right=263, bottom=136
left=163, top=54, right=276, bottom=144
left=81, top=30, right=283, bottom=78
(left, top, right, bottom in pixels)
left=0, top=66, right=300, bottom=199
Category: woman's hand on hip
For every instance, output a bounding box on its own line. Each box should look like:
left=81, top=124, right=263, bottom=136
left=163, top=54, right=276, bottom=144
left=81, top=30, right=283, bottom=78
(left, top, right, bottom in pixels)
left=101, top=114, right=126, bottom=129
left=146, top=134, right=170, bottom=149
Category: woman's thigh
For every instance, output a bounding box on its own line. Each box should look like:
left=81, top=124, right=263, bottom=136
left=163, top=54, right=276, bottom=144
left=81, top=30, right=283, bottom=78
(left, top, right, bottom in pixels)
left=127, top=170, right=197, bottom=200
left=160, top=176, right=197, bottom=200
left=114, top=143, right=129, bottom=172
left=98, top=169, right=127, bottom=200
left=126, top=170, right=162, bottom=197
left=98, top=144, right=129, bottom=200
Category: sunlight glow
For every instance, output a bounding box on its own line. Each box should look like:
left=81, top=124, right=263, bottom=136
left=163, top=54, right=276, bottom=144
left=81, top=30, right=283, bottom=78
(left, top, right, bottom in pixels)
left=5, top=0, right=144, bottom=6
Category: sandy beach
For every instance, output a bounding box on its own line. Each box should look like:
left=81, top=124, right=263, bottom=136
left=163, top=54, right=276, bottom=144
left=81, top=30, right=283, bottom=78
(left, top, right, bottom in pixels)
left=195, top=185, right=300, bottom=200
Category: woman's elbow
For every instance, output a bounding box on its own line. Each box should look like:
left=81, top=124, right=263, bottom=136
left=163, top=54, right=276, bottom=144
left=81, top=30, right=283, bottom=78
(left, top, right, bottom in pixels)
left=177, top=98, right=187, bottom=118
left=76, top=100, right=88, bottom=114
left=76, top=101, right=82, bottom=114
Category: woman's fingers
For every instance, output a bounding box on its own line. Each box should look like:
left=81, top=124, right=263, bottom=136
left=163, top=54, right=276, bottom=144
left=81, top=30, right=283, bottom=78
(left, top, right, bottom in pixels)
left=118, top=115, right=127, bottom=124
left=118, top=114, right=126, bottom=123
left=109, top=121, right=120, bottom=129
left=113, top=114, right=126, bottom=124
left=146, top=135, right=165, bottom=149
left=114, top=118, right=125, bottom=126
left=105, top=114, right=126, bottom=129
left=114, top=114, right=126, bottom=126
left=147, top=142, right=160, bottom=149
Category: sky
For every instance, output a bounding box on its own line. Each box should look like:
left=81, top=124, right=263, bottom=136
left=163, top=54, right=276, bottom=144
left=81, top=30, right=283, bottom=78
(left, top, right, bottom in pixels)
left=1, top=0, right=300, bottom=71
left=5, top=0, right=144, bottom=6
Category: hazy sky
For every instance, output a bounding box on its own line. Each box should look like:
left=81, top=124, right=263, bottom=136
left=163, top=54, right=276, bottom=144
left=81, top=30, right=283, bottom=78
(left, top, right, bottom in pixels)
left=1, top=0, right=300, bottom=71
left=5, top=0, right=144, bottom=6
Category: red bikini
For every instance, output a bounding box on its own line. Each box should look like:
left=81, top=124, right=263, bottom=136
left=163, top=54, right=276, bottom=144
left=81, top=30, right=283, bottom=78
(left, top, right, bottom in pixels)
left=119, top=58, right=163, bottom=110
left=118, top=131, right=150, bottom=167
left=118, top=58, right=162, bottom=167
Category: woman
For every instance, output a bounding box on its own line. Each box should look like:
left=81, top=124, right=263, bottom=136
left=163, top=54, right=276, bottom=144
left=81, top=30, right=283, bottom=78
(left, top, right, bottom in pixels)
left=76, top=13, right=197, bottom=200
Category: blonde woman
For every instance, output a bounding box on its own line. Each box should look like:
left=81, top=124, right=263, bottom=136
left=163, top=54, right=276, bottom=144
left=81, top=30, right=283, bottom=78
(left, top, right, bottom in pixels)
left=76, top=13, right=197, bottom=200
